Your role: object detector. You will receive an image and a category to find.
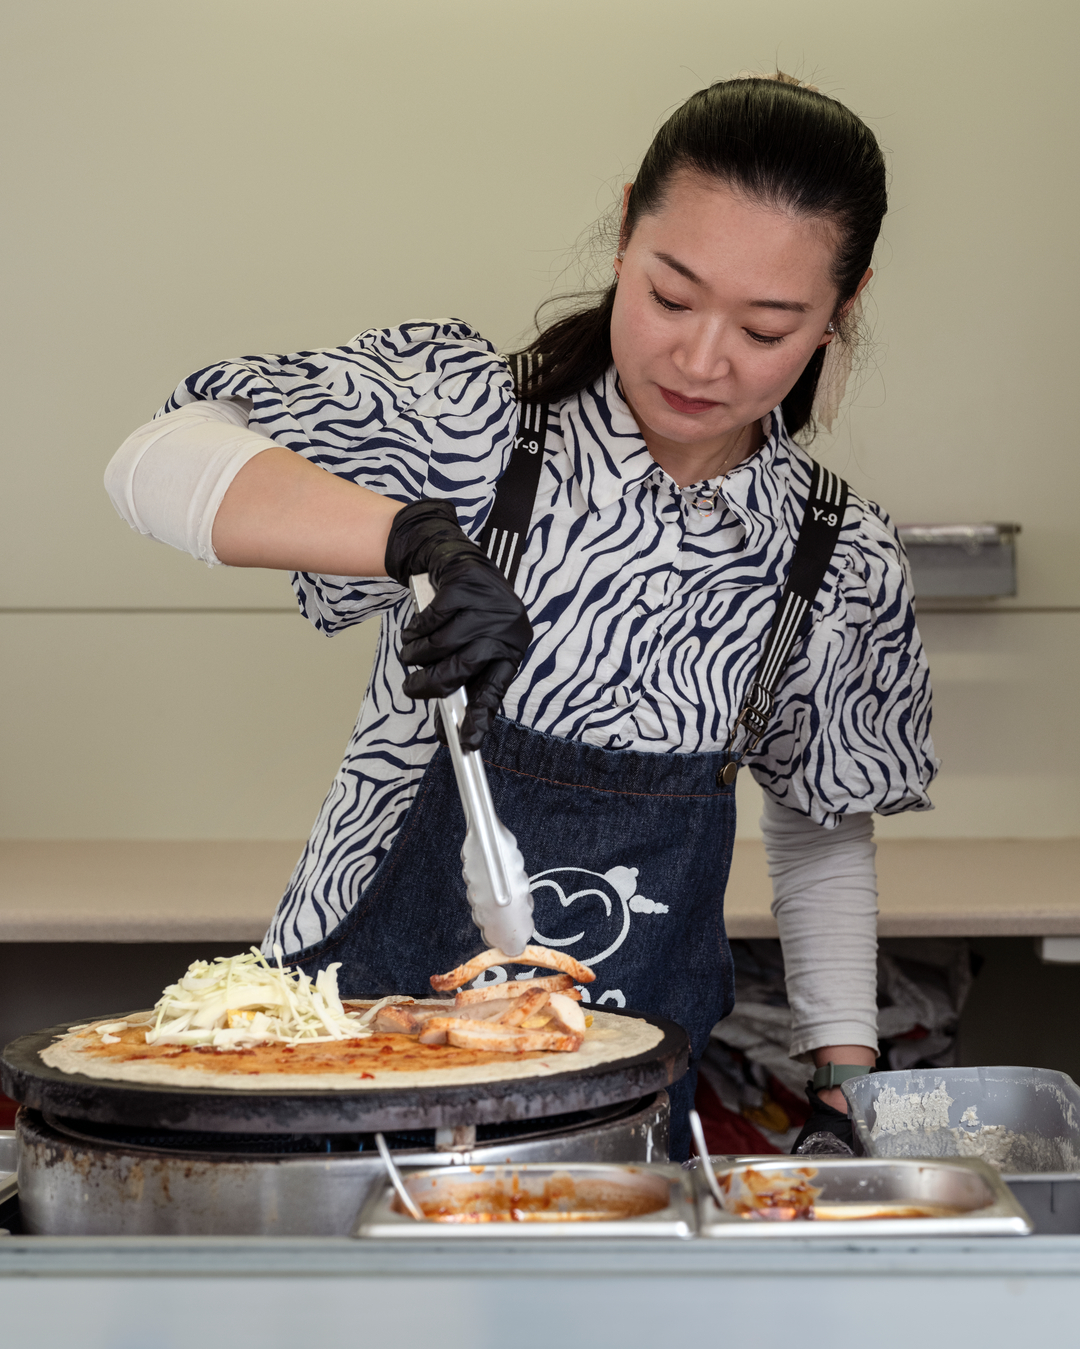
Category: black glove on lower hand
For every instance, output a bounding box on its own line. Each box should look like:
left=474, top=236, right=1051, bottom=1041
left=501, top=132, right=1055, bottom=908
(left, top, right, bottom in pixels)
left=384, top=498, right=533, bottom=751
left=790, top=1084, right=856, bottom=1154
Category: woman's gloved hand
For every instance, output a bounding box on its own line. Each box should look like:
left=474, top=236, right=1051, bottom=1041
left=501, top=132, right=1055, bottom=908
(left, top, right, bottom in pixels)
left=790, top=1084, right=856, bottom=1155
left=384, top=498, right=533, bottom=750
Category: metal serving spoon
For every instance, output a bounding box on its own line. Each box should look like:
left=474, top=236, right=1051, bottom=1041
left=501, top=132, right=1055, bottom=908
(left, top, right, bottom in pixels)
left=408, top=574, right=534, bottom=957
left=689, top=1108, right=728, bottom=1210
left=374, top=1131, right=424, bottom=1221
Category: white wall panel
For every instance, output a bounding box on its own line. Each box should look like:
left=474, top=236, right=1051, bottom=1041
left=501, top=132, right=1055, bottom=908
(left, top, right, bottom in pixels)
left=737, top=612, right=1080, bottom=840
left=4, top=610, right=1077, bottom=841
left=0, top=613, right=379, bottom=839
left=2, top=0, right=1078, bottom=842
left=875, top=612, right=1080, bottom=838
left=2, top=0, right=1078, bottom=606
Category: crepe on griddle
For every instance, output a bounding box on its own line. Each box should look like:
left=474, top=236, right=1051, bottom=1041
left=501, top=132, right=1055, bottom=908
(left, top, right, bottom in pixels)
left=40, top=1008, right=662, bottom=1091
left=39, top=944, right=661, bottom=1090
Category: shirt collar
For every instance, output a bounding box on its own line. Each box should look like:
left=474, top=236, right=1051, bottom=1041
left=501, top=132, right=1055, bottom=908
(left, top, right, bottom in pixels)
left=555, top=366, right=663, bottom=513
left=556, top=367, right=798, bottom=523
left=715, top=410, right=792, bottom=508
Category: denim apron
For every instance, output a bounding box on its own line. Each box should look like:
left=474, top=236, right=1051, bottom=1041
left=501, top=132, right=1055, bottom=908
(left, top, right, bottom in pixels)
left=289, top=715, right=738, bottom=1159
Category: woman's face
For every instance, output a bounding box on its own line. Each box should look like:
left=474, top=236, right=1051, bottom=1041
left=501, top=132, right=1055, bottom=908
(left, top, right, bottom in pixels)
left=610, top=171, right=858, bottom=458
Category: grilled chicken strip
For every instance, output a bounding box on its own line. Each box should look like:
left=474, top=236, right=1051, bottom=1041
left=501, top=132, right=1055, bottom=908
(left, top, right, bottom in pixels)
left=430, top=946, right=596, bottom=992
left=371, top=1004, right=425, bottom=1034
left=545, top=991, right=588, bottom=1035
left=454, top=975, right=578, bottom=1005
left=416, top=1002, right=525, bottom=1045
left=497, top=988, right=550, bottom=1026
left=369, top=1004, right=460, bottom=1034
left=446, top=1023, right=584, bottom=1053
left=375, top=1000, right=507, bottom=1037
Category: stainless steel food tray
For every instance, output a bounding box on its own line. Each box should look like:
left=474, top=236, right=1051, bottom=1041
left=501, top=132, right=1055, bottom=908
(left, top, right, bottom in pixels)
left=354, top=1162, right=695, bottom=1238
left=694, top=1156, right=1032, bottom=1238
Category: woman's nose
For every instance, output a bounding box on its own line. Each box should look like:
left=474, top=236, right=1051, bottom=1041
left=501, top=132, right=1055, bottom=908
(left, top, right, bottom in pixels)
left=674, top=322, right=731, bottom=383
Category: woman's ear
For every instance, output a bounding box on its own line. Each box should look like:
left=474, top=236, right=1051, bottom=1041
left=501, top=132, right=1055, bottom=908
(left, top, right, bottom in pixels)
left=818, top=268, right=873, bottom=346
left=838, top=267, right=873, bottom=322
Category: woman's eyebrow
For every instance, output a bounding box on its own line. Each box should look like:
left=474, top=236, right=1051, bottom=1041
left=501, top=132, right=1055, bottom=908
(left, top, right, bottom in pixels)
left=652, top=252, right=811, bottom=313
left=653, top=251, right=704, bottom=284
left=748, top=297, right=811, bottom=313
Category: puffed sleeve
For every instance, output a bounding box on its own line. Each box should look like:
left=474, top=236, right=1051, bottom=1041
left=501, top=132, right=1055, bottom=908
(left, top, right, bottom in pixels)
left=749, top=495, right=939, bottom=826
left=161, top=319, right=517, bottom=634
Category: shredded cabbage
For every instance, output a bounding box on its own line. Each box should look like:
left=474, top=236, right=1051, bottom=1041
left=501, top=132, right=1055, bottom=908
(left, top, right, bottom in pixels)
left=143, top=946, right=412, bottom=1050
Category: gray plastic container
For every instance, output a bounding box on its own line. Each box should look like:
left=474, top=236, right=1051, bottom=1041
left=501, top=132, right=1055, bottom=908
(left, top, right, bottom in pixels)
left=843, top=1067, right=1080, bottom=1234
left=0, top=1130, right=15, bottom=1212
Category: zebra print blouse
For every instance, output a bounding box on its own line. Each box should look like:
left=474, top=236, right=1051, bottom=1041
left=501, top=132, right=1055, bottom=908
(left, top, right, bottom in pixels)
left=164, top=319, right=938, bottom=954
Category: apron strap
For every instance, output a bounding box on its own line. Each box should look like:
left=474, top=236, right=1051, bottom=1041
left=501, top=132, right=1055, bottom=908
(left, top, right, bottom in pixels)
left=478, top=351, right=549, bottom=587
left=721, top=459, right=849, bottom=783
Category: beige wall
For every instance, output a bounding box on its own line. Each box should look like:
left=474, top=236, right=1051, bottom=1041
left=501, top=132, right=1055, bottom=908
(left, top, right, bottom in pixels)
left=2, top=0, right=1077, bottom=841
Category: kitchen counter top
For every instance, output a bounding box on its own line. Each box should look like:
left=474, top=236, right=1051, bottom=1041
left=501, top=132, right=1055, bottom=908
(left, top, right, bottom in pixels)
left=723, top=837, right=1080, bottom=939
left=1, top=837, right=1078, bottom=942
left=0, top=840, right=297, bottom=942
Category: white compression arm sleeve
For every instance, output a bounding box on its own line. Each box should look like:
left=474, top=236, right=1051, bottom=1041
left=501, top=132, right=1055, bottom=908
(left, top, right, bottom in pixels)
left=760, top=792, right=879, bottom=1060
left=104, top=399, right=273, bottom=565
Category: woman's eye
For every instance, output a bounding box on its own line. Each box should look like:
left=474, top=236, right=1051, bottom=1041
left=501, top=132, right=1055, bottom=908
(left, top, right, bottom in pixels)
left=746, top=330, right=785, bottom=346
left=648, top=288, right=687, bottom=313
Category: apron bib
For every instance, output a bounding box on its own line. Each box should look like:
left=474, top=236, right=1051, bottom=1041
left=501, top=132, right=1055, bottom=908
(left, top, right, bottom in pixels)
left=289, top=715, right=738, bottom=1159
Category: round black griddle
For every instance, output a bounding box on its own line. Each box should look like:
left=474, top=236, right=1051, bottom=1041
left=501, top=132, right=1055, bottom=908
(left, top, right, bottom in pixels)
left=1, top=1008, right=689, bottom=1134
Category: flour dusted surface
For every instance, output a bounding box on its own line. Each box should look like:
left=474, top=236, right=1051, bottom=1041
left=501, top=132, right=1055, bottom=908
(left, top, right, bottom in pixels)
left=869, top=1085, right=1080, bottom=1173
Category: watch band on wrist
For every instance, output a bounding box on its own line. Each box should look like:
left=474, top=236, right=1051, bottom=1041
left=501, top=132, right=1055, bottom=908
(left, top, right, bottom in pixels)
left=812, top=1062, right=872, bottom=1091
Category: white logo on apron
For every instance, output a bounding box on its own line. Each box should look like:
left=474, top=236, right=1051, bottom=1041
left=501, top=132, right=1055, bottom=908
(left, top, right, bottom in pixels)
left=528, top=864, right=669, bottom=966
left=468, top=866, right=668, bottom=1001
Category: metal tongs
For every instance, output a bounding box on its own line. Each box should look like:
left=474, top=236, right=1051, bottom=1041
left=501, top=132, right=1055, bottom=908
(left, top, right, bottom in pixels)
left=409, top=574, right=534, bottom=957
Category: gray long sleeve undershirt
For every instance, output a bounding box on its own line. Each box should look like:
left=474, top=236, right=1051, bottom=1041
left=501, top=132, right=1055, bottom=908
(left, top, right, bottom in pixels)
left=760, top=792, right=879, bottom=1060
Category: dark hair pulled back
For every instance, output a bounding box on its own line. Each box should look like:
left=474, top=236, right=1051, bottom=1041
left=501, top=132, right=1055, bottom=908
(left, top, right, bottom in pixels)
left=515, top=76, right=887, bottom=437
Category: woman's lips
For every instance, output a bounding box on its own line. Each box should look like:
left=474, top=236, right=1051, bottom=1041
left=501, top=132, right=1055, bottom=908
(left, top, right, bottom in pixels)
left=658, top=386, right=720, bottom=415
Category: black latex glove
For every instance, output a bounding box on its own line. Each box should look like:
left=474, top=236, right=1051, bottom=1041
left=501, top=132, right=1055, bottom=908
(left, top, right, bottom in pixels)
left=384, top=498, right=533, bottom=751
left=790, top=1083, right=855, bottom=1154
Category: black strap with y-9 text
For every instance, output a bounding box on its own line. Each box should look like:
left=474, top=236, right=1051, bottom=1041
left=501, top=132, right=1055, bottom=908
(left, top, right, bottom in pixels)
left=721, top=460, right=849, bottom=782
left=477, top=351, right=548, bottom=588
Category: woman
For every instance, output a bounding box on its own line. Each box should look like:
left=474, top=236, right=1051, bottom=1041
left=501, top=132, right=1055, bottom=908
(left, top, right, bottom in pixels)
left=106, top=75, right=937, bottom=1158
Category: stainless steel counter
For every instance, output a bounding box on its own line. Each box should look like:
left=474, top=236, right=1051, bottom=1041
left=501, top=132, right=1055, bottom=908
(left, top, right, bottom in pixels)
left=3, top=1120, right=1079, bottom=1344
left=2, top=1233, right=1079, bottom=1347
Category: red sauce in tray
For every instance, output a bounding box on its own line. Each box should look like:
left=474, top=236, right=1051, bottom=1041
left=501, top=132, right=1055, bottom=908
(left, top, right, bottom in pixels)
left=395, top=1174, right=668, bottom=1223
left=75, top=1023, right=549, bottom=1077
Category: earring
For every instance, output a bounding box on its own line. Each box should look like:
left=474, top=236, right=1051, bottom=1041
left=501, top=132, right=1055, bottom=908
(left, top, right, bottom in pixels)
left=826, top=321, right=836, bottom=334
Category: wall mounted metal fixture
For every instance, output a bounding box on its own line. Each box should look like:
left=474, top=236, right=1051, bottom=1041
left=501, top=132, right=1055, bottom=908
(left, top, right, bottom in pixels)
left=897, top=523, right=1020, bottom=601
